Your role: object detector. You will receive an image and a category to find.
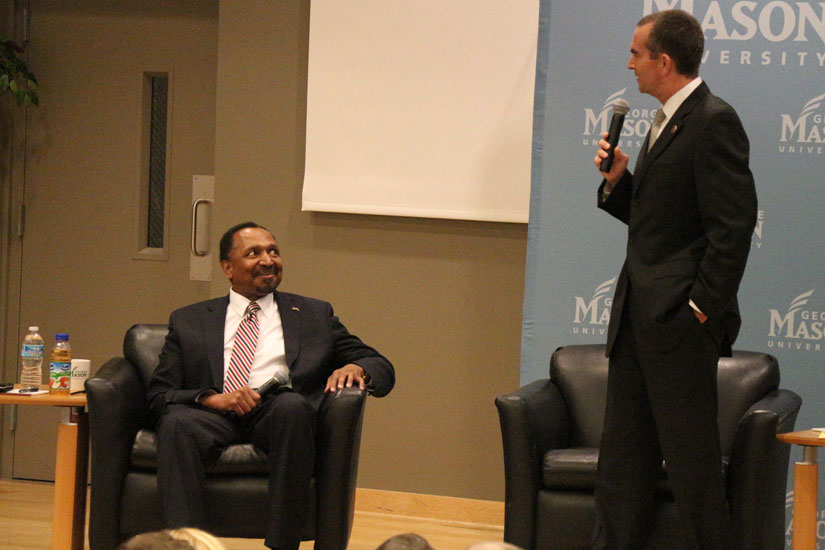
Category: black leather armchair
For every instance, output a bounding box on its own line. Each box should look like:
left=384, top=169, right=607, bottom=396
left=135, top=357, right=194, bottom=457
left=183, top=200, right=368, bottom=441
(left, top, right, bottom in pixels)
left=495, top=344, right=801, bottom=550
left=86, top=324, right=367, bottom=550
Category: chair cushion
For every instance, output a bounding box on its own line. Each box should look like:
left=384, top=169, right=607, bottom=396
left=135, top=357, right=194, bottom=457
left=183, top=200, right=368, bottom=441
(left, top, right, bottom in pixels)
left=543, top=447, right=599, bottom=489
left=542, top=447, right=729, bottom=496
left=542, top=447, right=668, bottom=493
left=130, top=428, right=269, bottom=475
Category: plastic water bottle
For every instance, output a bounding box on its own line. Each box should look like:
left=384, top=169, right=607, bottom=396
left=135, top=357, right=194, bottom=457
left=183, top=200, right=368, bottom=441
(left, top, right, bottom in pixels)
left=49, top=333, right=72, bottom=394
left=20, top=326, right=44, bottom=390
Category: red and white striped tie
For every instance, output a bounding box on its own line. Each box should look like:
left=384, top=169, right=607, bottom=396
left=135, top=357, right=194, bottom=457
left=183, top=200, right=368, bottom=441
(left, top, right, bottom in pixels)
left=224, top=301, right=261, bottom=393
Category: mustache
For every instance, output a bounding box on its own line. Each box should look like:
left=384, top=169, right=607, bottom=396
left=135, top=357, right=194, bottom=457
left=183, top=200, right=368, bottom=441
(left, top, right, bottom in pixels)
left=253, top=266, right=279, bottom=277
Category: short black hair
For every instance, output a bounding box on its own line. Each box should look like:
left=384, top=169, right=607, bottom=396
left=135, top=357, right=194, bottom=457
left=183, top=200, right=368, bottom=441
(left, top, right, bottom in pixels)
left=218, top=222, right=274, bottom=262
left=638, top=9, right=704, bottom=77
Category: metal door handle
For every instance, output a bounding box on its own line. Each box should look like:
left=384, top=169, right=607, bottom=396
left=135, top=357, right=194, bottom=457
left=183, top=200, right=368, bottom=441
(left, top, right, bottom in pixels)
left=191, top=198, right=212, bottom=256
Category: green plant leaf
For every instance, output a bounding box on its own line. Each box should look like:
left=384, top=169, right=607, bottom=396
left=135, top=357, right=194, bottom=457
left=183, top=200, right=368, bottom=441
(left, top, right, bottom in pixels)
left=1, top=37, right=39, bottom=107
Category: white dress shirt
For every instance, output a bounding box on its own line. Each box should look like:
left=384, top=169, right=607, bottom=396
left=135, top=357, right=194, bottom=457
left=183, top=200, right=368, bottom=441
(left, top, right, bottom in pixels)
left=224, top=289, right=290, bottom=389
left=651, top=76, right=702, bottom=146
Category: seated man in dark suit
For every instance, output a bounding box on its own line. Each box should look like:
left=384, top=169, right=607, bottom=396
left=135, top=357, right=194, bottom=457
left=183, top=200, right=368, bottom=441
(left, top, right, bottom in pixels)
left=147, top=221, right=395, bottom=550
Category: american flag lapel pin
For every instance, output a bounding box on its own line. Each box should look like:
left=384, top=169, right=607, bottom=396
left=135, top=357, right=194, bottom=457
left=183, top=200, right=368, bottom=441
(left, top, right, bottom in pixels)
left=291, top=306, right=300, bottom=312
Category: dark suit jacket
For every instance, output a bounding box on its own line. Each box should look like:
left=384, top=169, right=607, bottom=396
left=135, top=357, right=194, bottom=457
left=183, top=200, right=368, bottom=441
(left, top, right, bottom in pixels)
left=147, top=290, right=395, bottom=425
left=598, top=82, right=757, bottom=356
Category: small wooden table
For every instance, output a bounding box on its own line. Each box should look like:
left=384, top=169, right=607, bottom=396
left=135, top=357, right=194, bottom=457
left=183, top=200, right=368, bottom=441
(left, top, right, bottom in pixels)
left=777, top=429, right=825, bottom=550
left=0, top=388, right=88, bottom=550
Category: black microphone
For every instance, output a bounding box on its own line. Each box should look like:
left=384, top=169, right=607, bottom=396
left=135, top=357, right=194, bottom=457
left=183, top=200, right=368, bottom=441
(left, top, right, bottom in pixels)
left=255, top=370, right=290, bottom=397
left=599, top=99, right=630, bottom=172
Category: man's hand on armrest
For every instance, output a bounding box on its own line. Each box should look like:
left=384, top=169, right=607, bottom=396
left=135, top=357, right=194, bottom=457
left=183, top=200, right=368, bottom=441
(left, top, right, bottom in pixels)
left=325, top=363, right=370, bottom=393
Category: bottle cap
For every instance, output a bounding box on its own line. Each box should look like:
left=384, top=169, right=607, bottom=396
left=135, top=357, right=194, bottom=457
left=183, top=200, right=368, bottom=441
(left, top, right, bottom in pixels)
left=55, top=333, right=69, bottom=341
left=29, top=326, right=38, bottom=331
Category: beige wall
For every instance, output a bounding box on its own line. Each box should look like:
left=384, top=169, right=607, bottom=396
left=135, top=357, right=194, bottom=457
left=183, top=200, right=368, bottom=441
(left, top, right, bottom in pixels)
left=0, top=1, right=19, bottom=370
left=0, top=0, right=219, bottom=375
left=1, top=0, right=529, bottom=501
left=212, top=2, right=527, bottom=501
left=0, top=0, right=219, bottom=479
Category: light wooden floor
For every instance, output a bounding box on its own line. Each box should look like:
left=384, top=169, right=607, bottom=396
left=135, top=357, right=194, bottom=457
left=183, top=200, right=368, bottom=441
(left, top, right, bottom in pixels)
left=0, top=479, right=504, bottom=550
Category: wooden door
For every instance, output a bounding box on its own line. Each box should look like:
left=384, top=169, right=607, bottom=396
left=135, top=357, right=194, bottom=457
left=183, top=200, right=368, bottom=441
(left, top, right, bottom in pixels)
left=5, top=0, right=218, bottom=480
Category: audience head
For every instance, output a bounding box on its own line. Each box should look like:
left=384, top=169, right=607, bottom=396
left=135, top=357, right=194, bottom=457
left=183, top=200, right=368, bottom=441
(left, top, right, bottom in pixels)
left=117, top=528, right=227, bottom=550
left=116, top=531, right=193, bottom=550
left=466, top=542, right=524, bottom=550
left=376, top=532, right=436, bottom=550
left=165, top=528, right=227, bottom=550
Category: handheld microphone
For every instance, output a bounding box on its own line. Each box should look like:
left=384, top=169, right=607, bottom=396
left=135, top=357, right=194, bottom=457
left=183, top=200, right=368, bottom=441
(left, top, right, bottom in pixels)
left=255, top=370, right=290, bottom=397
left=599, top=99, right=630, bottom=172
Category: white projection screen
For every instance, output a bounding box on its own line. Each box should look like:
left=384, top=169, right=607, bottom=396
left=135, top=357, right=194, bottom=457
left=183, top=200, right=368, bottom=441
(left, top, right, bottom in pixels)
left=303, top=1, right=539, bottom=223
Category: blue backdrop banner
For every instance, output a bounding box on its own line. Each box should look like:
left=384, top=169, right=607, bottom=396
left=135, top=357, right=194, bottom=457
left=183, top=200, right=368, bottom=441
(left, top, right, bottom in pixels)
left=521, top=0, right=825, bottom=544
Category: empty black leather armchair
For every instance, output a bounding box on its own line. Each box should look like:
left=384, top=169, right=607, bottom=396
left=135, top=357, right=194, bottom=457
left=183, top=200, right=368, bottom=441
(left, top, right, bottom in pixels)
left=495, top=344, right=801, bottom=550
left=86, top=324, right=367, bottom=550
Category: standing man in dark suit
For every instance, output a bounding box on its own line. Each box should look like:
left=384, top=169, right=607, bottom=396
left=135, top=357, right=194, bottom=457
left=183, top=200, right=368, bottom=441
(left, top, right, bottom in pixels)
left=592, top=10, right=757, bottom=550
left=147, top=221, right=395, bottom=550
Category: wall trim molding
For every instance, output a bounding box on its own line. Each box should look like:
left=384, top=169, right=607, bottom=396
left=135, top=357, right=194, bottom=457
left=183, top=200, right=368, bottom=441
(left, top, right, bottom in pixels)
left=355, top=488, right=505, bottom=528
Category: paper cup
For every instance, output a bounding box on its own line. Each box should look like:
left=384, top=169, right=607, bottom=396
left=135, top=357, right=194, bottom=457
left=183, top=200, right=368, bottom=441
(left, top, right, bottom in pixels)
left=71, top=359, right=90, bottom=394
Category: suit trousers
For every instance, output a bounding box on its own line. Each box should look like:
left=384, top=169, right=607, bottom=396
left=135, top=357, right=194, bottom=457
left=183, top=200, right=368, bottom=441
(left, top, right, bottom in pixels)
left=593, top=295, right=734, bottom=550
left=156, top=390, right=317, bottom=550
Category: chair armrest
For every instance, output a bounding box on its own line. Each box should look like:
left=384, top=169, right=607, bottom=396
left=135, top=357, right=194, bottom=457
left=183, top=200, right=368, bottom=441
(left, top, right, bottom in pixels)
left=495, top=379, right=571, bottom=550
left=728, top=388, right=802, bottom=550
left=314, top=387, right=367, bottom=550
left=85, top=357, right=149, bottom=550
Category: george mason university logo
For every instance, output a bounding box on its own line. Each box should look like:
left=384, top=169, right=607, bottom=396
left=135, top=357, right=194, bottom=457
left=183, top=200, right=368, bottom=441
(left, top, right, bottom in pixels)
left=573, top=278, right=615, bottom=336
left=645, top=1, right=825, bottom=45
left=779, top=92, right=825, bottom=148
left=767, top=289, right=825, bottom=352
left=583, top=90, right=654, bottom=149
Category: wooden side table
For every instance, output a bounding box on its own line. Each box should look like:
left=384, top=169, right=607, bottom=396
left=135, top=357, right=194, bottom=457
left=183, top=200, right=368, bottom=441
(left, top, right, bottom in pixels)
left=777, top=429, right=825, bottom=550
left=0, top=388, right=88, bottom=550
